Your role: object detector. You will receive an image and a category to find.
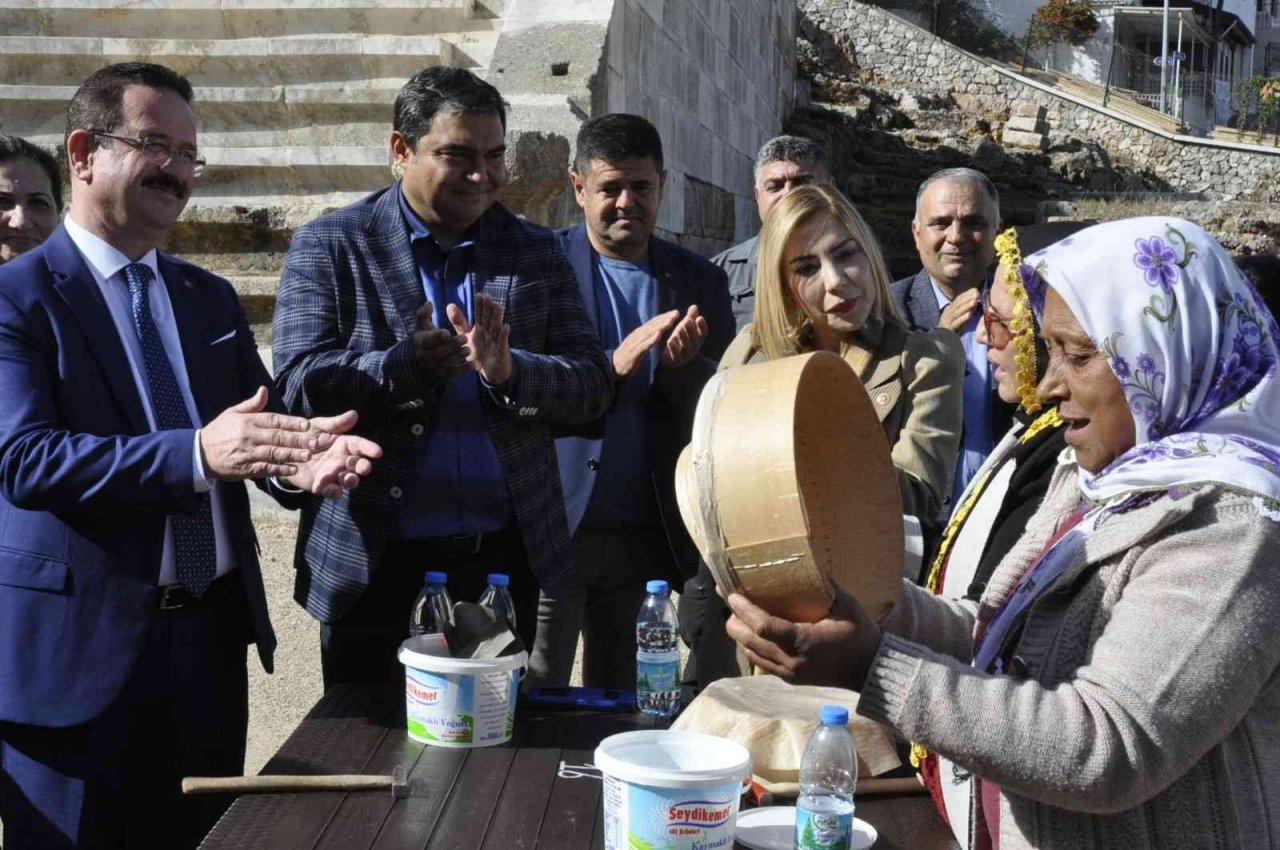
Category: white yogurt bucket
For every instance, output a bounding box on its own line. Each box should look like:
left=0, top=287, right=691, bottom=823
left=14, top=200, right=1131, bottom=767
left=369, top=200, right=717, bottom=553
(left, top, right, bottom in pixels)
left=397, top=636, right=526, bottom=748
left=594, top=730, right=750, bottom=850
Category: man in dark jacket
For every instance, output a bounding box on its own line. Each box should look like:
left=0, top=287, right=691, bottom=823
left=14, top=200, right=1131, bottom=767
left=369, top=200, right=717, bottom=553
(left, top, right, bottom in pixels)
left=534, top=114, right=733, bottom=688
left=891, top=167, right=1007, bottom=511
left=711, top=135, right=829, bottom=331
left=272, top=67, right=611, bottom=689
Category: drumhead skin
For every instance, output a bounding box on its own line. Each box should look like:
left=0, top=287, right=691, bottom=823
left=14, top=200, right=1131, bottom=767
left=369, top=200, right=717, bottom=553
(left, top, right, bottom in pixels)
left=676, top=351, right=903, bottom=623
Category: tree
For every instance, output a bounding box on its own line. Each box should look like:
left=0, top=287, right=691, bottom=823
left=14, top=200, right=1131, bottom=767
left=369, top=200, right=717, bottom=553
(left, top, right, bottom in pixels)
left=1029, top=0, right=1100, bottom=48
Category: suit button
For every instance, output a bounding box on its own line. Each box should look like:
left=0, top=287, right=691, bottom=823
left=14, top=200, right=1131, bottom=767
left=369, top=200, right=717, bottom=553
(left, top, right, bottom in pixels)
left=389, top=486, right=403, bottom=499
left=876, top=392, right=890, bottom=406
left=410, top=423, right=424, bottom=436
left=587, top=459, right=600, bottom=471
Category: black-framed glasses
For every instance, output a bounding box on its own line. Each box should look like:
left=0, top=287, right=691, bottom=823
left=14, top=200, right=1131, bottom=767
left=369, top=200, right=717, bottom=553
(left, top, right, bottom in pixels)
left=980, top=298, right=1014, bottom=348
left=88, top=130, right=206, bottom=177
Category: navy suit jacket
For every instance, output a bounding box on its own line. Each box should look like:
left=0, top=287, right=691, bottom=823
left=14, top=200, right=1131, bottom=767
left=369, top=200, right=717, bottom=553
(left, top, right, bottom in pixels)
left=553, top=223, right=733, bottom=580
left=0, top=225, right=280, bottom=727
left=273, top=187, right=611, bottom=621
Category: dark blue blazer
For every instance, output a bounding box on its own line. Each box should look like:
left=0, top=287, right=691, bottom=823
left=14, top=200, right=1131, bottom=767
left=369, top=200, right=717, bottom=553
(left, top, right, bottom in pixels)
left=0, top=225, right=280, bottom=727
left=553, top=223, right=733, bottom=580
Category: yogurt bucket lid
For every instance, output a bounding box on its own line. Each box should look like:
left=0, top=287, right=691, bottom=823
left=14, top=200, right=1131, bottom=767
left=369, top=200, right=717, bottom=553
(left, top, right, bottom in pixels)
left=398, top=638, right=527, bottom=674
left=594, top=730, right=751, bottom=789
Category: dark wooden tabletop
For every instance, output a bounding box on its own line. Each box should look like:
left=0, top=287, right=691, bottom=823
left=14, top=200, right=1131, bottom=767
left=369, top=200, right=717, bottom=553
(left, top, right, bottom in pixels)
left=199, top=685, right=958, bottom=850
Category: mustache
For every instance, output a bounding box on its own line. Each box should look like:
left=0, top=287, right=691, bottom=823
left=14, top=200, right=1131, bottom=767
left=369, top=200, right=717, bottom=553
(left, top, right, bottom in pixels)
left=142, top=174, right=189, bottom=199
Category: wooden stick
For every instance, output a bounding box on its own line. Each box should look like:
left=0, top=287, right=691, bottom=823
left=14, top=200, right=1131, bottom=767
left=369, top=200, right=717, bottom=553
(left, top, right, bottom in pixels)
left=182, top=774, right=397, bottom=796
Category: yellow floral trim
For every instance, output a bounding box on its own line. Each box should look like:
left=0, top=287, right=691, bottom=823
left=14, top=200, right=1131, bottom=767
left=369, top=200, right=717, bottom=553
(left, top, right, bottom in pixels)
left=994, top=227, right=1042, bottom=415
left=912, top=405, right=1064, bottom=767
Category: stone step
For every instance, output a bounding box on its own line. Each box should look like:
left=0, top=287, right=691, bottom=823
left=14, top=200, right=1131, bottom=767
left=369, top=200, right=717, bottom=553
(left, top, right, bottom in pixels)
left=0, top=1, right=483, bottom=39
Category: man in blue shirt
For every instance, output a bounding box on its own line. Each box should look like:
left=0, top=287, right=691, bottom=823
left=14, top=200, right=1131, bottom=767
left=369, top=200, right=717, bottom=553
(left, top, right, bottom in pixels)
left=273, top=68, right=611, bottom=688
left=535, top=114, right=734, bottom=688
left=891, top=168, right=1009, bottom=519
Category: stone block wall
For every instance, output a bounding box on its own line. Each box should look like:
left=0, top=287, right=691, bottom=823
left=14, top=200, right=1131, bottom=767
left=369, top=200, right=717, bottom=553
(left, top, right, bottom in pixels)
left=797, top=0, right=1280, bottom=203
left=494, top=0, right=796, bottom=253
left=602, top=0, right=797, bottom=252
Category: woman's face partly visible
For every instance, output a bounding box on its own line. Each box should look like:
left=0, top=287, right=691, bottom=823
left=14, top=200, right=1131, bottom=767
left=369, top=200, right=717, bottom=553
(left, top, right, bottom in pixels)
left=1037, top=287, right=1137, bottom=473
left=0, top=158, right=59, bottom=264
left=977, top=268, right=1020, bottom=404
left=784, top=213, right=876, bottom=336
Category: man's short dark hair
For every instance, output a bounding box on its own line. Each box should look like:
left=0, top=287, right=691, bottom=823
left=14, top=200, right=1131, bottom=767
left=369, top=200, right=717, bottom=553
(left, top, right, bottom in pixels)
left=753, top=135, right=828, bottom=183
left=65, top=62, right=194, bottom=155
left=0, top=134, right=64, bottom=212
left=572, top=114, right=663, bottom=174
left=393, top=67, right=506, bottom=150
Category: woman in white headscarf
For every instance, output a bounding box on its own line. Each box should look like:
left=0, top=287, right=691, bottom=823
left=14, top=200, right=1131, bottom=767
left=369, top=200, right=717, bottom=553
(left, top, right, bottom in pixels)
left=723, top=217, right=1280, bottom=850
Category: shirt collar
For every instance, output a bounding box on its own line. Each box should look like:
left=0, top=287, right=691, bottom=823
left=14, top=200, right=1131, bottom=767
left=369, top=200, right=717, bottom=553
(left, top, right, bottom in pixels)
left=64, top=215, right=160, bottom=284
left=397, top=183, right=480, bottom=251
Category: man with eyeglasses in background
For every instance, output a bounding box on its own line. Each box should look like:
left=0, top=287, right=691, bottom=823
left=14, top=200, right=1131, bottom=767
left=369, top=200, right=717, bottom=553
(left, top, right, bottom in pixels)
left=0, top=62, right=382, bottom=849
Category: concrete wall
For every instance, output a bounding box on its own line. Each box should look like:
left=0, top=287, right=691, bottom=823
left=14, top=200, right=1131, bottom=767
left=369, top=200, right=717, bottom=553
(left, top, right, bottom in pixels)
left=489, top=0, right=796, bottom=254
left=797, top=0, right=1280, bottom=202
left=602, top=0, right=797, bottom=253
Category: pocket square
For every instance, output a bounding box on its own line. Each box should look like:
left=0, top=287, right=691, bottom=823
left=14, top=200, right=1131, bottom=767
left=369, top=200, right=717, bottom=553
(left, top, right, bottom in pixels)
left=210, top=329, right=237, bottom=345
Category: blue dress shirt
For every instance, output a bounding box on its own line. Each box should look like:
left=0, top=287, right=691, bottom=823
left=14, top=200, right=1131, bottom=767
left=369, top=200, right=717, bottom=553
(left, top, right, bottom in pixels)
left=931, top=281, right=995, bottom=507
left=393, top=188, right=513, bottom=538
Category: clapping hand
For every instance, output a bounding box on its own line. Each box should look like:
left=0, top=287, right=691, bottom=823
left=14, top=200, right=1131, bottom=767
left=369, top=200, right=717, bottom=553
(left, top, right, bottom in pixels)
left=413, top=301, right=470, bottom=385
left=449, top=294, right=512, bottom=386
left=659, top=305, right=709, bottom=370
left=613, top=310, right=680, bottom=379
left=285, top=410, right=383, bottom=498
left=724, top=582, right=882, bottom=690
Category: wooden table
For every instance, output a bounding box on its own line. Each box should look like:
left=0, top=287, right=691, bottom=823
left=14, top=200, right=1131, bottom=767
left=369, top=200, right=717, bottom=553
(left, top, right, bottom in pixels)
left=200, top=685, right=957, bottom=850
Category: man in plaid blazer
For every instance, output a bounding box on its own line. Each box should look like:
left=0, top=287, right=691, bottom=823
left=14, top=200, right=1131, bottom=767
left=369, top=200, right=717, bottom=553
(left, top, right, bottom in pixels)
left=272, top=67, right=611, bottom=686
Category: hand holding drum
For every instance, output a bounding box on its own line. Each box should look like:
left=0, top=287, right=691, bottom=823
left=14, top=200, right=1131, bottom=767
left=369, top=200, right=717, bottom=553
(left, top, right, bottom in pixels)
left=674, top=351, right=903, bottom=625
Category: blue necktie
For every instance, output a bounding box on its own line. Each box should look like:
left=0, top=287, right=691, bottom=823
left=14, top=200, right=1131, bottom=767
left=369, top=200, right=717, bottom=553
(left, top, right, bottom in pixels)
left=124, top=263, right=216, bottom=596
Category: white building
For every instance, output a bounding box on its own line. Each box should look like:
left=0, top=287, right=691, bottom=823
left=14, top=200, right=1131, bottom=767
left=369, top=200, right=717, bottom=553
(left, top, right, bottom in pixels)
left=979, top=0, right=1257, bottom=132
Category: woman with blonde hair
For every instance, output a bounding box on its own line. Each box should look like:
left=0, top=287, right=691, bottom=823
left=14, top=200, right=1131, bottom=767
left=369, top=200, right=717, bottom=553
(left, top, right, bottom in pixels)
left=680, top=183, right=964, bottom=692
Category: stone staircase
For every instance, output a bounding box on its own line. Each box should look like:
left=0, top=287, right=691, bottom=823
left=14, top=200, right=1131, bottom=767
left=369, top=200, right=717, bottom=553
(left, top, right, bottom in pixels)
left=0, top=0, right=507, bottom=342
left=1014, top=65, right=1183, bottom=135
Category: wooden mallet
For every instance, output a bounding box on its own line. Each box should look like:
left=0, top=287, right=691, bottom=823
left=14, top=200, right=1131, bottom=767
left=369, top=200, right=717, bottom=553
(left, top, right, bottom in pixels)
left=182, top=766, right=410, bottom=799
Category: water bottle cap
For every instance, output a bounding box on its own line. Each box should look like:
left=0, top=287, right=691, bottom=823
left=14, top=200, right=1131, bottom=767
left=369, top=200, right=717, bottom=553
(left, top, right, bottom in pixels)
left=424, top=571, right=447, bottom=586
left=645, top=579, right=670, bottom=595
left=819, top=705, right=849, bottom=726
left=487, top=573, right=510, bottom=587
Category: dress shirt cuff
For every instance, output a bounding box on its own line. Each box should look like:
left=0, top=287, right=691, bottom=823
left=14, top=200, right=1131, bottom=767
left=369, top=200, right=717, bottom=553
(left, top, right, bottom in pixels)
left=480, top=356, right=521, bottom=406
left=269, top=475, right=305, bottom=494
left=192, top=430, right=213, bottom=493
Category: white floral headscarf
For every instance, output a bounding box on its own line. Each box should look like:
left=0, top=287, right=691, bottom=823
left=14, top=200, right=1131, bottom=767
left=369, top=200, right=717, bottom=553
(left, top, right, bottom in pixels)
left=1022, top=216, right=1280, bottom=519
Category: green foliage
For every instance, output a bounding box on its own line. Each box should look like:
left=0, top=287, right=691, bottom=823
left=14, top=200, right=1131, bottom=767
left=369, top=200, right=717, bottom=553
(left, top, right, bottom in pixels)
left=1234, top=76, right=1280, bottom=140
left=1030, top=0, right=1100, bottom=47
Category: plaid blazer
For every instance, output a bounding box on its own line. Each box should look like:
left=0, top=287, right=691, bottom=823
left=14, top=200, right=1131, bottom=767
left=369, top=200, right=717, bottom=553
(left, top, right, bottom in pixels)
left=272, top=186, right=611, bottom=623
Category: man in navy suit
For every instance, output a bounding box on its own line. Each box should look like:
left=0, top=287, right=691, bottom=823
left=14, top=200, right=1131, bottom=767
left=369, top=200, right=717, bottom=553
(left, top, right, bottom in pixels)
left=891, top=167, right=1008, bottom=513
left=272, top=67, right=611, bottom=688
left=0, top=63, right=381, bottom=849
left=532, top=114, right=733, bottom=688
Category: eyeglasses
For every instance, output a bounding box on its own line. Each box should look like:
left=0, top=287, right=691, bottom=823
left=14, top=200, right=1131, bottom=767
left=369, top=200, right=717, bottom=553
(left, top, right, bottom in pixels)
left=88, top=130, right=206, bottom=177
left=980, top=299, right=1014, bottom=348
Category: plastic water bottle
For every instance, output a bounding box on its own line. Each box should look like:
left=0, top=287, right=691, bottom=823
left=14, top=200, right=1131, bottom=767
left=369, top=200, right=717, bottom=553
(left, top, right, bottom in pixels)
left=796, top=705, right=858, bottom=850
left=477, top=573, right=518, bottom=634
left=635, top=579, right=680, bottom=717
left=409, top=571, right=453, bottom=637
